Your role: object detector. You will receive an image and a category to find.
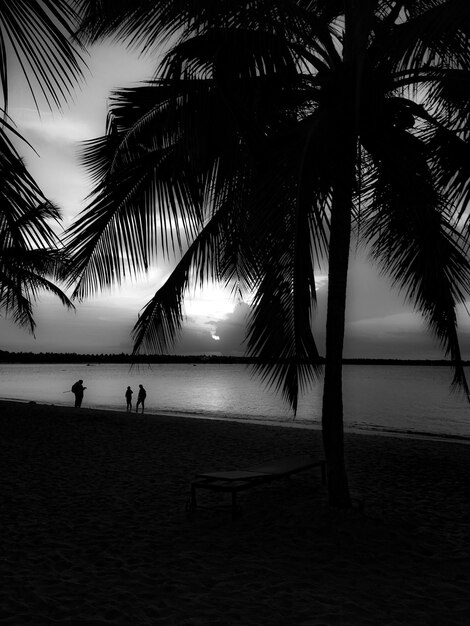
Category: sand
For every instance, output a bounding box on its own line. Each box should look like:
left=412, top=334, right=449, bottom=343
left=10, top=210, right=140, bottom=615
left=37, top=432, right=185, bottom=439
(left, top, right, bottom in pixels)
left=1, top=399, right=469, bottom=625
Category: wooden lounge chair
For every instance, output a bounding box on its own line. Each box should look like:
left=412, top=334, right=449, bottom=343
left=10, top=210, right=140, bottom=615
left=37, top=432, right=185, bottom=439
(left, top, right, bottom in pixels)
left=187, top=454, right=326, bottom=519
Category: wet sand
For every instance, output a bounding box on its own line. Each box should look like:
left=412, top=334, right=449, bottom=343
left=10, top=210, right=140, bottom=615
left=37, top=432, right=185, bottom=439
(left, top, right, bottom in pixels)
left=1, top=399, right=469, bottom=625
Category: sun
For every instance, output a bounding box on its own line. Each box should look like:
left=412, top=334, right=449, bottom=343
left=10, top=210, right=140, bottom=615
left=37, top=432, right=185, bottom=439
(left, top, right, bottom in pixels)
left=184, top=284, right=237, bottom=320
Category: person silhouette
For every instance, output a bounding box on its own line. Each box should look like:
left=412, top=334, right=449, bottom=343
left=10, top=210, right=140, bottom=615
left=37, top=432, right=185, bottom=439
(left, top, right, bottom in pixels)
left=71, top=379, right=86, bottom=408
left=125, top=386, right=133, bottom=412
left=136, top=384, right=146, bottom=414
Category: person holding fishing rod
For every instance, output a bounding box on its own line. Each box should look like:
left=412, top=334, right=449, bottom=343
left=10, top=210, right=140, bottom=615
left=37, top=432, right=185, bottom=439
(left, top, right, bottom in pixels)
left=71, top=379, right=87, bottom=408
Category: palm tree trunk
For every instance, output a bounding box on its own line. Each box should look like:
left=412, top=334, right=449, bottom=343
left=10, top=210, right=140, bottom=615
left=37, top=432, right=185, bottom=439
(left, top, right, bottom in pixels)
left=321, top=0, right=371, bottom=508
left=322, top=182, right=353, bottom=508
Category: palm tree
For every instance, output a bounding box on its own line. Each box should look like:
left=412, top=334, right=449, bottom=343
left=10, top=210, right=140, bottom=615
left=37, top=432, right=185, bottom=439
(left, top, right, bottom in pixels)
left=66, top=1, right=470, bottom=507
left=0, top=0, right=86, bottom=331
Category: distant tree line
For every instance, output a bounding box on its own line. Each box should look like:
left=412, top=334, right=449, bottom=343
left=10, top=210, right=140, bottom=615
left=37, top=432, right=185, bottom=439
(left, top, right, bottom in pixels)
left=0, top=351, right=256, bottom=364
left=0, top=351, right=465, bottom=366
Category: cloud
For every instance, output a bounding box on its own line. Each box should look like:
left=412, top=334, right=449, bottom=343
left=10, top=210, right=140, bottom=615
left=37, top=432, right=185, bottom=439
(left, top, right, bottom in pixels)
left=13, top=108, right=93, bottom=144
left=211, top=302, right=250, bottom=355
left=183, top=283, right=238, bottom=321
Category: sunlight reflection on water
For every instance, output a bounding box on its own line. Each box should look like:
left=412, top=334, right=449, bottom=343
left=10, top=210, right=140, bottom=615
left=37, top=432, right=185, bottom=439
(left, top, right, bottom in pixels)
left=1, top=362, right=469, bottom=439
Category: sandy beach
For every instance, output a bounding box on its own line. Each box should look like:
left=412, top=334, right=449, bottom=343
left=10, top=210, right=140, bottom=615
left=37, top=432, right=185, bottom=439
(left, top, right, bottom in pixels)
left=1, top=399, right=469, bottom=625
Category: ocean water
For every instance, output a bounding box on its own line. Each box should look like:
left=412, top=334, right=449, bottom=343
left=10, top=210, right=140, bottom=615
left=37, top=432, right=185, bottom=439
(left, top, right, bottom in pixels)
left=0, top=362, right=469, bottom=441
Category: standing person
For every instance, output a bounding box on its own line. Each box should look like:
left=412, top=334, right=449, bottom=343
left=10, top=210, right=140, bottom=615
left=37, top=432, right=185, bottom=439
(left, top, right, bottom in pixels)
left=136, top=384, right=146, bottom=414
left=71, top=379, right=86, bottom=408
left=125, top=386, right=133, bottom=412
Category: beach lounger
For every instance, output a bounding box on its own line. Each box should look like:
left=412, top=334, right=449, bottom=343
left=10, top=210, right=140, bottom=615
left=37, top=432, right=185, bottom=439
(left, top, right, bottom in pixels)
left=187, top=454, right=326, bottom=519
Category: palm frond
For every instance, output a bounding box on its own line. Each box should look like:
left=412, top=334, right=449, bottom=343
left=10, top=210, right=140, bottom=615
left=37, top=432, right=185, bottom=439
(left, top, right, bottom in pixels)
left=0, top=113, right=73, bottom=332
left=132, top=211, right=225, bottom=355
left=0, top=0, right=86, bottom=111
left=240, top=114, right=331, bottom=412
left=0, top=269, right=36, bottom=331
left=0, top=129, right=62, bottom=250
left=66, top=37, right=312, bottom=300
left=77, top=0, right=340, bottom=57
left=0, top=247, right=73, bottom=333
left=424, top=68, right=470, bottom=127
left=385, top=0, right=470, bottom=76
left=66, top=78, right=222, bottom=297
left=246, top=193, right=323, bottom=413
left=362, top=123, right=470, bottom=396
left=428, top=125, right=470, bottom=219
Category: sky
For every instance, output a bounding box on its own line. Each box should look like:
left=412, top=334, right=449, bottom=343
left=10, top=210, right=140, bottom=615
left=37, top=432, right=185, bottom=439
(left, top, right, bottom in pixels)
left=2, top=41, right=470, bottom=359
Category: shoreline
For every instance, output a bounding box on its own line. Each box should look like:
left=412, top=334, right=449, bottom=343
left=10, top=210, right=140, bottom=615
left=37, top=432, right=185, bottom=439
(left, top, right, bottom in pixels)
left=2, top=396, right=470, bottom=446
left=1, top=398, right=469, bottom=624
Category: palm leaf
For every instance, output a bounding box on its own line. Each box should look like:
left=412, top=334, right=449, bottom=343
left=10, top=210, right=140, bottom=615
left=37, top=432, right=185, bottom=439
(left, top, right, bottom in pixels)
left=0, top=0, right=86, bottom=110
left=0, top=247, right=73, bottom=332
left=362, top=122, right=470, bottom=396
left=132, top=210, right=225, bottom=354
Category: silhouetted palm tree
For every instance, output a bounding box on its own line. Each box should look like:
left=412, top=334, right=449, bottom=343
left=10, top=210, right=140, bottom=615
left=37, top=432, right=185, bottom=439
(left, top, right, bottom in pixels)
left=66, top=1, right=470, bottom=507
left=0, top=0, right=86, bottom=331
